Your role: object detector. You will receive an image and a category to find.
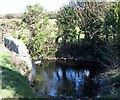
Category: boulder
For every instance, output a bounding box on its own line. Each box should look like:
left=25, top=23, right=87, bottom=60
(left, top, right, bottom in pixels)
left=4, top=36, right=32, bottom=71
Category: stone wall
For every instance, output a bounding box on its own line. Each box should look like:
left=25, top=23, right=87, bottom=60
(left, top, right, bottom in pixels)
left=4, top=36, right=32, bottom=71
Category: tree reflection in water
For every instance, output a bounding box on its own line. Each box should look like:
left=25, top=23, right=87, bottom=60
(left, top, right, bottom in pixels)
left=31, top=61, right=99, bottom=98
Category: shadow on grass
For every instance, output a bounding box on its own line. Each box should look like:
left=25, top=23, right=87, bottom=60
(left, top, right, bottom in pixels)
left=1, top=56, right=53, bottom=99
left=0, top=51, right=54, bottom=100
left=0, top=53, right=40, bottom=98
left=1, top=65, right=39, bottom=98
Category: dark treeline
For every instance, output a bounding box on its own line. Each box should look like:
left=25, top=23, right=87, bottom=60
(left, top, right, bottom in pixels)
left=55, top=2, right=120, bottom=67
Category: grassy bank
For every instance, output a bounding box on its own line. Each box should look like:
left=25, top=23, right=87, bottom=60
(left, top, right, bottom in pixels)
left=0, top=46, right=41, bottom=99
left=98, top=67, right=120, bottom=99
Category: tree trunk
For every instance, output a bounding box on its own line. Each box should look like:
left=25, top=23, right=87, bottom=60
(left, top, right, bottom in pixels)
left=55, top=34, right=64, bottom=44
left=92, top=34, right=98, bottom=59
left=118, top=48, right=120, bottom=67
left=85, top=32, right=90, bottom=42
left=78, top=34, right=80, bottom=44
left=62, top=34, right=67, bottom=46
left=106, top=34, right=109, bottom=42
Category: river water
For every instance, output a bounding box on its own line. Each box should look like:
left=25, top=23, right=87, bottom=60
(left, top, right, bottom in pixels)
left=30, top=60, right=100, bottom=99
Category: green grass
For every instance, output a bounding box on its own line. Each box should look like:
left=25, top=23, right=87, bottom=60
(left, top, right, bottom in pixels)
left=0, top=50, right=43, bottom=99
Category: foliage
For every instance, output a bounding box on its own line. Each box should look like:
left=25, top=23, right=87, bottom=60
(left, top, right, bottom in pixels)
left=44, top=11, right=57, bottom=19
left=56, top=3, right=105, bottom=60
left=55, top=1, right=120, bottom=67
left=104, top=3, right=119, bottom=41
left=0, top=19, right=19, bottom=43
left=22, top=4, right=43, bottom=26
left=56, top=5, right=80, bottom=45
left=11, top=2, right=120, bottom=66
left=18, top=4, right=58, bottom=58
left=103, top=2, right=120, bottom=66
left=0, top=13, right=21, bottom=19
left=75, top=2, right=109, bottom=40
left=29, top=19, right=58, bottom=58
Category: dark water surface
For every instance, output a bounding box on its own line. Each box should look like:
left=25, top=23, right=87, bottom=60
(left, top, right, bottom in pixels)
left=31, top=60, right=100, bottom=99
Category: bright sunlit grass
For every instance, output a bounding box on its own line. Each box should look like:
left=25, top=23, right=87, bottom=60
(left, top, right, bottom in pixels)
left=0, top=88, right=16, bottom=99
left=0, top=48, right=40, bottom=98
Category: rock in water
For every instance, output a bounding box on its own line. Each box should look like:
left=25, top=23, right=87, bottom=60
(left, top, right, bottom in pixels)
left=34, top=60, right=41, bottom=65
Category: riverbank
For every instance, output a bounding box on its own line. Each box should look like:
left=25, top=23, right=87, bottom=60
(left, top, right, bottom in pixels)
left=97, top=67, right=120, bottom=99
left=31, top=57, right=120, bottom=99
left=34, top=57, right=120, bottom=99
left=0, top=44, right=50, bottom=99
